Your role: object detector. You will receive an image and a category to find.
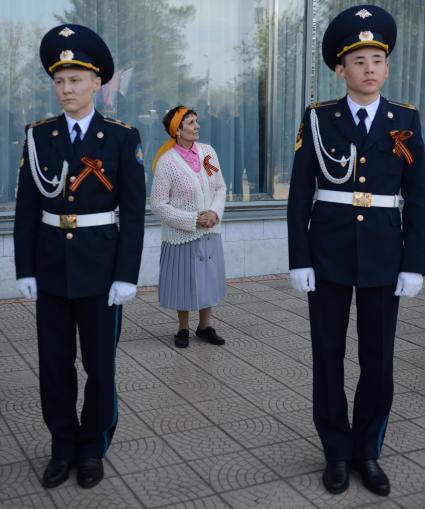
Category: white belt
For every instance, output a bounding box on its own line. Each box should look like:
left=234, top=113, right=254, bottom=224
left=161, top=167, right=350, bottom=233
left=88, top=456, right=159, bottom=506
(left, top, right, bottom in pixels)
left=316, top=189, right=400, bottom=208
left=42, top=210, right=116, bottom=229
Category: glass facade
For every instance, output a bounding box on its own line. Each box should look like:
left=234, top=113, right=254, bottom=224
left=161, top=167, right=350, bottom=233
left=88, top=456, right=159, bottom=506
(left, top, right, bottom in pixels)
left=1, top=0, right=425, bottom=212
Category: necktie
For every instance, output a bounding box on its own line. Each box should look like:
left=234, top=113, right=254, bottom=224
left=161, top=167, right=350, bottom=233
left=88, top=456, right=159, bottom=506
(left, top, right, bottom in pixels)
left=72, top=123, right=82, bottom=151
left=356, top=108, right=368, bottom=145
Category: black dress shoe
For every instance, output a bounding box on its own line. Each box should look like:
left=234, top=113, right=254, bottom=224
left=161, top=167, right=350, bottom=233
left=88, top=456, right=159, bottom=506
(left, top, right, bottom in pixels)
left=174, top=329, right=189, bottom=348
left=351, top=459, right=390, bottom=496
left=77, top=458, right=104, bottom=489
left=196, top=326, right=225, bottom=345
left=323, top=461, right=349, bottom=494
left=42, top=458, right=73, bottom=488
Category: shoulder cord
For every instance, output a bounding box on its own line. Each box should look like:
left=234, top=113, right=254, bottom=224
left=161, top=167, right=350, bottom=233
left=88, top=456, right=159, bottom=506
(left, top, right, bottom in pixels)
left=310, top=108, right=356, bottom=185
left=27, top=127, right=68, bottom=198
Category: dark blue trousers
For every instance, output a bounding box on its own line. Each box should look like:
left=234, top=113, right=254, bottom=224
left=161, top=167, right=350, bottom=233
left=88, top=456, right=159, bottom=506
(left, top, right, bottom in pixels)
left=308, top=280, right=399, bottom=461
left=36, top=291, right=122, bottom=460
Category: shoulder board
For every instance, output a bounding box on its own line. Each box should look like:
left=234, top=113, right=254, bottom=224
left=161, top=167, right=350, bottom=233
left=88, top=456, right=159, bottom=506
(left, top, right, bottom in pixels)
left=309, top=99, right=338, bottom=109
left=103, top=117, right=133, bottom=129
left=29, top=116, right=58, bottom=128
left=388, top=100, right=416, bottom=110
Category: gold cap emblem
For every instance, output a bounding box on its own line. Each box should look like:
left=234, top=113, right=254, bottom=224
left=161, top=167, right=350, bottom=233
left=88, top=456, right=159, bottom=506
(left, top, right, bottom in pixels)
left=97, top=131, right=104, bottom=139
left=359, top=31, right=374, bottom=42
left=356, top=9, right=372, bottom=19
left=59, top=27, right=75, bottom=38
left=60, top=50, right=74, bottom=61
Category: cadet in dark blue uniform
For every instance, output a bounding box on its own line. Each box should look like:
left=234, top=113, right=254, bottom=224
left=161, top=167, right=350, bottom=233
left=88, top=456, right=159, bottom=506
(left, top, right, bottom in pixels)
left=288, top=5, right=425, bottom=497
left=14, top=24, right=146, bottom=489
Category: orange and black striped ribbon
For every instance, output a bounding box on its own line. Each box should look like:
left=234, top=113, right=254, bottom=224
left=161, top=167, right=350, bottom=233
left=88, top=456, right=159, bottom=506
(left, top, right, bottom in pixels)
left=203, top=155, right=219, bottom=176
left=389, top=130, right=414, bottom=165
left=69, top=156, right=113, bottom=192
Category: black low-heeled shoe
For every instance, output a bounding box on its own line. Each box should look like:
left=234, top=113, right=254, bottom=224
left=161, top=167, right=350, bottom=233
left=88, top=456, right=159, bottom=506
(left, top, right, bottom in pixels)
left=351, top=459, right=390, bottom=496
left=322, top=460, right=349, bottom=494
left=77, top=458, right=104, bottom=489
left=42, top=458, right=73, bottom=488
left=174, top=328, right=189, bottom=348
left=195, top=326, right=225, bottom=345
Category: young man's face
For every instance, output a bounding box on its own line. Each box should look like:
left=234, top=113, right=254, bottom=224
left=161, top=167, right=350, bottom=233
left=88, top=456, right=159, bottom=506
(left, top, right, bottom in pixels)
left=335, top=47, right=388, bottom=103
left=53, top=68, right=101, bottom=119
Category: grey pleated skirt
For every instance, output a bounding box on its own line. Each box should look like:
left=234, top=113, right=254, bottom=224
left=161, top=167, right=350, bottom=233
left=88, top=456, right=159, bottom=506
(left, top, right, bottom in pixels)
left=158, top=233, right=226, bottom=311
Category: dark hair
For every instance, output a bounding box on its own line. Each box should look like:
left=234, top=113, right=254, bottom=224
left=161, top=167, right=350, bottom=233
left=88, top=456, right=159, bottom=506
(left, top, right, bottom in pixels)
left=162, top=105, right=197, bottom=136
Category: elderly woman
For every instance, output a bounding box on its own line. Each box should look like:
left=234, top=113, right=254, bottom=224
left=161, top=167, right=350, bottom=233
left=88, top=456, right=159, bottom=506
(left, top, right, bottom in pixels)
left=151, top=105, right=227, bottom=348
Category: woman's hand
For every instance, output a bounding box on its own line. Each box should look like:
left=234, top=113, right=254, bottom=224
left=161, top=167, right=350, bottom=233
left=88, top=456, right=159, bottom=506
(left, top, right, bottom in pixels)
left=197, top=210, right=218, bottom=228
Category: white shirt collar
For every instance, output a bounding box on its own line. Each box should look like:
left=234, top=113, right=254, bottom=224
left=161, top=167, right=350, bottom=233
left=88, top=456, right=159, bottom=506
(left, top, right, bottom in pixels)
left=64, top=109, right=95, bottom=139
left=347, top=95, right=380, bottom=132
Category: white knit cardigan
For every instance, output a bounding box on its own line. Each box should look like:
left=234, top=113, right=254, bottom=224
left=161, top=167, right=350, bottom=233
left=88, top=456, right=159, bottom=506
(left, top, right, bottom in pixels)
left=151, top=142, right=226, bottom=245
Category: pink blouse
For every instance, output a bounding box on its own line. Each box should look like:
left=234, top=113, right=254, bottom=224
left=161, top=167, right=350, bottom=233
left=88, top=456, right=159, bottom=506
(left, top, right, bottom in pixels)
left=173, top=143, right=201, bottom=172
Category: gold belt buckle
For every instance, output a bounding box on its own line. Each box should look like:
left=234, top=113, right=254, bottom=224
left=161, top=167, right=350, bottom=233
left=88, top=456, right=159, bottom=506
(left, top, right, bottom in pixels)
left=60, top=214, right=77, bottom=228
left=352, top=192, right=372, bottom=207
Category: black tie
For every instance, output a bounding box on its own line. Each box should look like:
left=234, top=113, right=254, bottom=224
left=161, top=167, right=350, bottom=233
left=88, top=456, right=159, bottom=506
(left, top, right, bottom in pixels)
left=356, top=108, right=368, bottom=145
left=72, top=123, right=82, bottom=151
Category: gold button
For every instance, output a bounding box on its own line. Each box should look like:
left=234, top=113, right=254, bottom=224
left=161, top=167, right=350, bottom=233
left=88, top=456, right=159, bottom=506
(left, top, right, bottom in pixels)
left=359, top=157, right=366, bottom=164
left=357, top=214, right=364, bottom=222
left=100, top=168, right=105, bottom=173
left=331, top=148, right=336, bottom=153
left=68, top=195, right=75, bottom=202
left=359, top=176, right=366, bottom=183
left=393, top=149, right=396, bottom=154
left=66, top=233, right=73, bottom=240
left=70, top=176, right=76, bottom=183
left=43, top=166, right=48, bottom=172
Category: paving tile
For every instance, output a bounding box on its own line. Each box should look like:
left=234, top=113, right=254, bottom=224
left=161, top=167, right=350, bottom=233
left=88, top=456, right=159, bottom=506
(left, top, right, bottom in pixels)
left=394, top=368, right=425, bottom=391
left=392, top=392, right=425, bottom=419
left=0, top=342, right=18, bottom=355
left=0, top=461, right=44, bottom=501
left=405, top=449, right=425, bottom=469
left=244, top=387, right=311, bottom=414
left=160, top=496, right=231, bottom=509
left=412, top=416, right=425, bottom=429
left=252, top=438, right=324, bottom=478
left=171, top=379, right=238, bottom=404
left=108, top=437, right=181, bottom=474
left=188, top=450, right=278, bottom=492
left=194, top=396, right=265, bottom=425
left=0, top=417, right=10, bottom=436
left=140, top=404, right=212, bottom=434
left=1, top=387, right=45, bottom=434
left=374, top=456, right=425, bottom=497
left=275, top=408, right=317, bottom=437
left=287, top=471, right=380, bottom=508
left=397, top=348, right=425, bottom=368
left=13, top=429, right=51, bottom=460
left=395, top=492, right=425, bottom=508
left=0, top=493, right=56, bottom=508
left=222, top=480, right=315, bottom=508
left=384, top=420, right=425, bottom=452
left=221, top=415, right=299, bottom=447
left=49, top=476, right=142, bottom=508
left=123, top=463, right=214, bottom=508
left=112, top=409, right=155, bottom=443
left=120, top=386, right=186, bottom=412
left=0, top=434, right=27, bottom=465
left=163, top=426, right=242, bottom=461
left=0, top=370, right=38, bottom=394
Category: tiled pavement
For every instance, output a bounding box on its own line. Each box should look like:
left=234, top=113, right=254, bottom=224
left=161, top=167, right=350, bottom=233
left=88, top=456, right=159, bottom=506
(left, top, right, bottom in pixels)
left=1, top=275, right=425, bottom=509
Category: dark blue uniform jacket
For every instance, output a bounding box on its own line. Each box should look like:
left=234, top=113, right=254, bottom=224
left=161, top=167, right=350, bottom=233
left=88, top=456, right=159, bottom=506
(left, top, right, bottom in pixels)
left=14, top=111, right=146, bottom=298
left=288, top=96, right=425, bottom=287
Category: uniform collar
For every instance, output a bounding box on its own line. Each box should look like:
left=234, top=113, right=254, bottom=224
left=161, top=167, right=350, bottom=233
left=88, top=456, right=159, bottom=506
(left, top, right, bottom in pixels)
left=64, top=109, right=95, bottom=138
left=346, top=95, right=381, bottom=124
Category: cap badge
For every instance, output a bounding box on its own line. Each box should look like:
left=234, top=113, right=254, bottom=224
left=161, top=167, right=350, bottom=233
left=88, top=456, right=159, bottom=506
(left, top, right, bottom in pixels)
left=359, top=31, right=374, bottom=42
left=59, top=27, right=75, bottom=38
left=355, top=9, right=372, bottom=19
left=60, top=50, right=74, bottom=61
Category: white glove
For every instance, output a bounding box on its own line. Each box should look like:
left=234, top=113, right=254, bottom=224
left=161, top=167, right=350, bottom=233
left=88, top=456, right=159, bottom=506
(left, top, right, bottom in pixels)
left=17, top=277, right=38, bottom=300
left=290, top=267, right=316, bottom=292
left=108, top=281, right=137, bottom=306
left=394, top=272, right=423, bottom=298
